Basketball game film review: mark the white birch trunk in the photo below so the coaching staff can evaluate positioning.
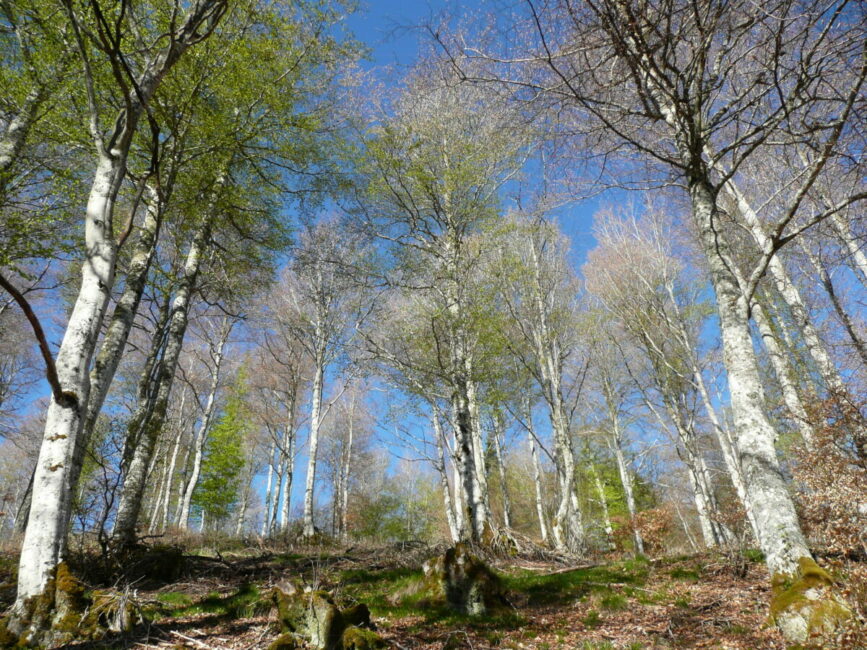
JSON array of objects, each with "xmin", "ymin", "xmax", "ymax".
[
  {"xmin": 492, "ymin": 417, "xmax": 512, "ymax": 530},
  {"xmin": 261, "ymin": 447, "xmax": 275, "ymax": 536},
  {"xmin": 112, "ymin": 219, "xmax": 216, "ymax": 544},
  {"xmin": 830, "ymin": 212, "xmax": 867, "ymax": 287},
  {"xmin": 527, "ymin": 425, "xmax": 549, "ymax": 545},
  {"xmin": 612, "ymin": 442, "xmax": 643, "ymax": 555},
  {"xmin": 302, "ymin": 354, "xmax": 324, "ymax": 538},
  {"xmin": 751, "ymin": 300, "xmax": 817, "ymax": 447},
  {"xmin": 690, "ymin": 179, "xmax": 812, "ymax": 575},
  {"xmin": 339, "ymin": 407, "xmax": 354, "ymax": 541},
  {"xmin": 724, "ymin": 182, "xmax": 847, "ymax": 395},
  {"xmin": 590, "ymin": 464, "xmax": 614, "ymax": 548},
  {"xmin": 433, "ymin": 413, "xmax": 460, "ymax": 542},
  {"xmin": 15, "ymin": 153, "xmax": 123, "ymax": 610},
  {"xmin": 279, "ymin": 427, "xmax": 295, "ymax": 532},
  {"xmin": 177, "ymin": 329, "xmax": 227, "ymax": 529}
]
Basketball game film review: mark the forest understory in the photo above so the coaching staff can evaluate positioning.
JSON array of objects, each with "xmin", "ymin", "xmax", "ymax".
[{"xmin": 4, "ymin": 539, "xmax": 859, "ymax": 650}]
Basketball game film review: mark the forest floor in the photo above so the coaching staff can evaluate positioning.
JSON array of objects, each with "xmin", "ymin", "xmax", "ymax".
[{"xmin": 0, "ymin": 543, "xmax": 792, "ymax": 649}]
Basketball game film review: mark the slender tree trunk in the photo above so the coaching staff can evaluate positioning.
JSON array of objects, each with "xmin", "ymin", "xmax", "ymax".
[
  {"xmin": 159, "ymin": 420, "xmax": 184, "ymax": 532},
  {"xmin": 610, "ymin": 433, "xmax": 644, "ymax": 555},
  {"xmin": 112, "ymin": 219, "xmax": 216, "ymax": 545},
  {"xmin": 725, "ymin": 183, "xmax": 848, "ymax": 395},
  {"xmin": 529, "ymin": 239, "xmax": 584, "ymax": 553},
  {"xmin": 13, "ymin": 469, "xmax": 34, "ymax": 536},
  {"xmin": 80, "ymin": 185, "xmax": 162, "ymax": 454},
  {"xmin": 590, "ymin": 463, "xmax": 614, "ymax": 549},
  {"xmin": 339, "ymin": 408, "xmax": 354, "ymax": 541},
  {"xmin": 751, "ymin": 299, "xmax": 817, "ymax": 447},
  {"xmin": 279, "ymin": 426, "xmax": 295, "ymax": 532},
  {"xmin": 261, "ymin": 446, "xmax": 275, "ymax": 536},
  {"xmin": 177, "ymin": 326, "xmax": 228, "ymax": 529},
  {"xmin": 302, "ymin": 354, "xmax": 325, "ymax": 538},
  {"xmin": 804, "ymin": 248, "xmax": 867, "ymax": 369},
  {"xmin": 466, "ymin": 376, "xmax": 492, "ymax": 533},
  {"xmin": 433, "ymin": 412, "xmax": 460, "ymax": 542},
  {"xmin": 690, "ymin": 363, "xmax": 758, "ymax": 539},
  {"xmin": 830, "ymin": 212, "xmax": 867, "ymax": 287},
  {"xmin": 235, "ymin": 466, "xmax": 252, "ymax": 537},
  {"xmin": 526, "ymin": 421, "xmax": 549, "ymax": 545},
  {"xmin": 172, "ymin": 442, "xmax": 191, "ymax": 527},
  {"xmin": 492, "ymin": 415, "xmax": 512, "ymax": 529}
]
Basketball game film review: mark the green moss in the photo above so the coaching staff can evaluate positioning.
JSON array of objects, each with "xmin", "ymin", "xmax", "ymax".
[
  {"xmin": 0, "ymin": 616, "xmax": 22, "ymax": 648},
  {"xmin": 340, "ymin": 625, "xmax": 386, "ymax": 649},
  {"xmin": 267, "ymin": 632, "xmax": 302, "ymax": 649},
  {"xmin": 770, "ymin": 556, "xmax": 851, "ymax": 641}
]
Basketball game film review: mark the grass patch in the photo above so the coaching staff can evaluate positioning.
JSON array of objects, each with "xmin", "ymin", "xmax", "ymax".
[
  {"xmin": 599, "ymin": 593, "xmax": 628, "ymax": 611},
  {"xmin": 582, "ymin": 609, "xmax": 603, "ymax": 628},
  {"xmin": 673, "ymin": 594, "xmax": 692, "ymax": 608},
  {"xmin": 669, "ymin": 567, "xmax": 701, "ymax": 581},
  {"xmin": 157, "ymin": 583, "xmax": 269, "ymax": 619},
  {"xmin": 503, "ymin": 559, "xmax": 649, "ymax": 607},
  {"xmin": 156, "ymin": 591, "xmax": 193, "ymax": 608}
]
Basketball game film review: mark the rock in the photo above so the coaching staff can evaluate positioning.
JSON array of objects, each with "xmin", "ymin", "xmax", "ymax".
[
  {"xmin": 422, "ymin": 543, "xmax": 506, "ymax": 616},
  {"xmin": 342, "ymin": 603, "xmax": 372, "ymax": 628},
  {"xmin": 340, "ymin": 625, "xmax": 387, "ymax": 649},
  {"xmin": 267, "ymin": 632, "xmax": 303, "ymax": 649},
  {"xmin": 305, "ymin": 591, "xmax": 345, "ymax": 650},
  {"xmin": 271, "ymin": 587, "xmax": 380, "ymax": 650},
  {"xmin": 770, "ymin": 557, "xmax": 851, "ymax": 644}
]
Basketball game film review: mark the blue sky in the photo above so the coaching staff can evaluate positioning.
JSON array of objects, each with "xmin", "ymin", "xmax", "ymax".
[{"xmin": 345, "ymin": 0, "xmax": 601, "ymax": 264}]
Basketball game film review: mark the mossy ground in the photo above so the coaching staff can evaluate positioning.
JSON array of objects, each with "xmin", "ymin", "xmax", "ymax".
[{"xmin": 0, "ymin": 546, "xmax": 841, "ymax": 648}]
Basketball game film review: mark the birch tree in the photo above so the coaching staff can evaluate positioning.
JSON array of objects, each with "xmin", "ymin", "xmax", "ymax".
[
  {"xmin": 8, "ymin": 1, "xmax": 226, "ymax": 638},
  {"xmin": 355, "ymin": 60, "xmax": 532, "ymax": 543},
  {"xmin": 490, "ymin": 215, "xmax": 588, "ymax": 553},
  {"xmin": 274, "ymin": 221, "xmax": 367, "ymax": 538}
]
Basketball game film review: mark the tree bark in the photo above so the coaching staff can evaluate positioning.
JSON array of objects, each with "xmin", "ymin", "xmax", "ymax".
[
  {"xmin": 526, "ymin": 415, "xmax": 549, "ymax": 545},
  {"xmin": 112, "ymin": 217, "xmax": 215, "ymax": 545},
  {"xmin": 302, "ymin": 353, "xmax": 325, "ymax": 538},
  {"xmin": 690, "ymin": 178, "xmax": 812, "ymax": 575},
  {"xmin": 491, "ymin": 414, "xmax": 512, "ymax": 530}
]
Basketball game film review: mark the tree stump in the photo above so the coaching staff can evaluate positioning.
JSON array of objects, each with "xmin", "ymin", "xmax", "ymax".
[
  {"xmin": 422, "ymin": 543, "xmax": 506, "ymax": 616},
  {"xmin": 271, "ymin": 586, "xmax": 384, "ymax": 650}
]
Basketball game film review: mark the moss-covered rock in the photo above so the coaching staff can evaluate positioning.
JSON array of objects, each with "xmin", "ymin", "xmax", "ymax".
[
  {"xmin": 341, "ymin": 603, "xmax": 372, "ymax": 628},
  {"xmin": 770, "ymin": 556, "xmax": 852, "ymax": 643},
  {"xmin": 271, "ymin": 586, "xmax": 381, "ymax": 650},
  {"xmin": 306, "ymin": 591, "xmax": 345, "ymax": 650},
  {"xmin": 267, "ymin": 632, "xmax": 303, "ymax": 649},
  {"xmin": 340, "ymin": 625, "xmax": 386, "ymax": 649},
  {"xmin": 422, "ymin": 543, "xmax": 506, "ymax": 616}
]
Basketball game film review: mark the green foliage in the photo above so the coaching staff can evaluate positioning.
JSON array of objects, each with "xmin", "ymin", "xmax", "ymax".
[
  {"xmin": 350, "ymin": 471, "xmax": 442, "ymax": 542},
  {"xmin": 193, "ymin": 377, "xmax": 252, "ymax": 526}
]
